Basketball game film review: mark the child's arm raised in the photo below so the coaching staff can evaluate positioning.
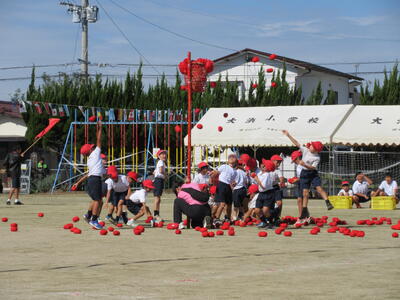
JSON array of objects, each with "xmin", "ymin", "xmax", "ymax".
[
  {"xmin": 282, "ymin": 130, "xmax": 301, "ymax": 148},
  {"xmin": 96, "ymin": 120, "xmax": 102, "ymax": 148},
  {"xmin": 364, "ymin": 175, "xmax": 373, "ymax": 185}
]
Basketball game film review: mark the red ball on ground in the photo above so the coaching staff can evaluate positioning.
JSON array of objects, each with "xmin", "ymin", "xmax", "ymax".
[
  {"xmin": 199, "ymin": 227, "xmax": 208, "ymax": 233},
  {"xmin": 275, "ymin": 228, "xmax": 283, "ymax": 235},
  {"xmin": 208, "ymin": 232, "xmax": 215, "ymax": 237},
  {"xmin": 10, "ymin": 223, "xmax": 17, "ymax": 227},
  {"xmin": 136, "ymin": 225, "xmax": 145, "ymax": 233},
  {"xmin": 117, "ymin": 223, "xmax": 123, "ymax": 228},
  {"xmin": 392, "ymin": 232, "xmax": 399, "ymax": 238},
  {"xmin": 258, "ymin": 231, "xmax": 268, "ymax": 237},
  {"xmin": 37, "ymin": 212, "xmax": 44, "ymax": 217},
  {"xmin": 133, "ymin": 229, "xmax": 141, "ymax": 235},
  {"xmin": 228, "ymin": 230, "xmax": 235, "ymax": 236},
  {"xmin": 64, "ymin": 223, "xmax": 73, "ymax": 229},
  {"xmin": 108, "ymin": 226, "xmax": 114, "ymax": 232},
  {"xmin": 195, "ymin": 226, "xmax": 201, "ymax": 231},
  {"xmin": 175, "ymin": 229, "xmax": 182, "ymax": 234},
  {"xmin": 216, "ymin": 230, "xmax": 224, "ymax": 236},
  {"xmin": 113, "ymin": 230, "xmax": 120, "ymax": 236},
  {"xmin": 310, "ymin": 229, "xmax": 318, "ymax": 235},
  {"xmin": 99, "ymin": 229, "xmax": 108, "ymax": 235},
  {"xmin": 99, "ymin": 221, "xmax": 105, "ymax": 227},
  {"xmin": 202, "ymin": 231, "xmax": 209, "ymax": 237},
  {"xmin": 72, "ymin": 216, "xmax": 80, "ymax": 222},
  {"xmin": 10, "ymin": 227, "xmax": 18, "ymax": 232},
  {"xmin": 74, "ymin": 228, "xmax": 82, "ymax": 234},
  {"xmin": 2, "ymin": 217, "xmax": 8, "ymax": 222},
  {"xmin": 284, "ymin": 231, "xmax": 292, "ymax": 237},
  {"xmin": 357, "ymin": 231, "xmax": 365, "ymax": 237}
]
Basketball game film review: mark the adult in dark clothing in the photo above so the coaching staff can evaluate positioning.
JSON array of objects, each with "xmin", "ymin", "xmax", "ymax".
[
  {"xmin": 173, "ymin": 181, "xmax": 212, "ymax": 229},
  {"xmin": 3, "ymin": 147, "xmax": 24, "ymax": 205}
]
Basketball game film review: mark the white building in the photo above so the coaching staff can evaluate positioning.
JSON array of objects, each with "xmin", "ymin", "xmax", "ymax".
[{"xmin": 209, "ymin": 48, "xmax": 363, "ymax": 104}]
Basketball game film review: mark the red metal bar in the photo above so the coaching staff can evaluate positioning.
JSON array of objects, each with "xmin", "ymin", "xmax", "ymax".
[{"xmin": 187, "ymin": 51, "xmax": 192, "ymax": 182}]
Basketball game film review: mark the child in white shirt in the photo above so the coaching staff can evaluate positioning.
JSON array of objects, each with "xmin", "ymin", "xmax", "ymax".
[
  {"xmin": 372, "ymin": 173, "xmax": 399, "ymax": 203},
  {"xmin": 153, "ymin": 149, "xmax": 167, "ymax": 222},
  {"xmin": 126, "ymin": 179, "xmax": 155, "ymax": 228},
  {"xmin": 338, "ymin": 181, "xmax": 354, "ymax": 196},
  {"xmin": 193, "ymin": 162, "xmax": 210, "ymax": 184}
]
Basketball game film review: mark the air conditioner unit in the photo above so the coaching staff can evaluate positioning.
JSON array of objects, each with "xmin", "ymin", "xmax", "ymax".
[{"xmin": 86, "ymin": 6, "xmax": 99, "ymax": 23}]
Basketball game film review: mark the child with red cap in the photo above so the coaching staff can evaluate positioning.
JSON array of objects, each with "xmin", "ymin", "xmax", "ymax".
[
  {"xmin": 126, "ymin": 179, "xmax": 155, "ymax": 228},
  {"xmin": 253, "ymin": 159, "xmax": 276, "ymax": 228},
  {"xmin": 242, "ymin": 184, "xmax": 259, "ymax": 221},
  {"xmin": 193, "ymin": 162, "xmax": 211, "ymax": 185},
  {"xmin": 80, "ymin": 121, "xmax": 104, "ymax": 229},
  {"xmin": 338, "ymin": 181, "xmax": 354, "ymax": 197},
  {"xmin": 270, "ymin": 154, "xmax": 285, "ymax": 225},
  {"xmin": 233, "ymin": 160, "xmax": 248, "ymax": 221},
  {"xmin": 290, "ymin": 150, "xmax": 304, "ymax": 218},
  {"xmin": 283, "ymin": 130, "xmax": 333, "ymax": 224},
  {"xmin": 153, "ymin": 149, "xmax": 167, "ymax": 222},
  {"xmin": 210, "ymin": 154, "xmax": 238, "ymax": 226}
]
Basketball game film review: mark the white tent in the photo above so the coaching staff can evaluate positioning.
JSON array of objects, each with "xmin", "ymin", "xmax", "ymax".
[
  {"xmin": 332, "ymin": 105, "xmax": 400, "ymax": 146},
  {"xmin": 0, "ymin": 116, "xmax": 27, "ymax": 141},
  {"xmin": 187, "ymin": 105, "xmax": 353, "ymax": 147}
]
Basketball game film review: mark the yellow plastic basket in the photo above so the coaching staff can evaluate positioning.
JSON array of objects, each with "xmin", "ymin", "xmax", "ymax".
[
  {"xmin": 371, "ymin": 196, "xmax": 396, "ymax": 210},
  {"xmin": 329, "ymin": 196, "xmax": 352, "ymax": 209}
]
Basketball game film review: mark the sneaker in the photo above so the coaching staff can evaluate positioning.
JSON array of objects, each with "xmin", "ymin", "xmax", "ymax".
[
  {"xmin": 154, "ymin": 215, "xmax": 164, "ymax": 223},
  {"xmin": 83, "ymin": 214, "xmax": 90, "ymax": 223},
  {"xmin": 325, "ymin": 200, "xmax": 334, "ymax": 210},
  {"xmin": 118, "ymin": 217, "xmax": 124, "ymax": 225},
  {"xmin": 213, "ymin": 219, "xmax": 222, "ymax": 228},
  {"xmin": 267, "ymin": 222, "xmax": 274, "ymax": 229},
  {"xmin": 14, "ymin": 200, "xmax": 24, "ymax": 205},
  {"xmin": 127, "ymin": 219, "xmax": 138, "ymax": 228},
  {"xmin": 89, "ymin": 220, "xmax": 103, "ymax": 230},
  {"xmin": 203, "ymin": 216, "xmax": 212, "ymax": 229},
  {"xmin": 257, "ymin": 222, "xmax": 267, "ymax": 228},
  {"xmin": 178, "ymin": 222, "xmax": 185, "ymax": 230},
  {"xmin": 6, "ymin": 199, "xmax": 11, "ymax": 205},
  {"xmin": 105, "ymin": 215, "xmax": 113, "ymax": 222},
  {"xmin": 150, "ymin": 220, "xmax": 155, "ymax": 227},
  {"xmin": 295, "ymin": 218, "xmax": 304, "ymax": 225}
]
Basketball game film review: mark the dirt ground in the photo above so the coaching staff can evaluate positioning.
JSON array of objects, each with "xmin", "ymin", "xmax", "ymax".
[{"xmin": 0, "ymin": 192, "xmax": 399, "ymax": 300}]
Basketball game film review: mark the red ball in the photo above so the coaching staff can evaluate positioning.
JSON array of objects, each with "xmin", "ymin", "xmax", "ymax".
[
  {"xmin": 269, "ymin": 53, "xmax": 277, "ymax": 60},
  {"xmin": 284, "ymin": 231, "xmax": 292, "ymax": 237},
  {"xmin": 175, "ymin": 229, "xmax": 182, "ymax": 235},
  {"xmin": 271, "ymin": 82, "xmax": 277, "ymax": 88},
  {"xmin": 99, "ymin": 221, "xmax": 105, "ymax": 227},
  {"xmin": 258, "ymin": 231, "xmax": 268, "ymax": 237},
  {"xmin": 199, "ymin": 227, "xmax": 208, "ymax": 233},
  {"xmin": 327, "ymin": 228, "xmax": 337, "ymax": 233},
  {"xmin": 113, "ymin": 230, "xmax": 120, "ymax": 236},
  {"xmin": 72, "ymin": 216, "xmax": 80, "ymax": 222},
  {"xmin": 316, "ymin": 223, "xmax": 324, "ymax": 227},
  {"xmin": 175, "ymin": 125, "xmax": 182, "ymax": 133},
  {"xmin": 74, "ymin": 228, "xmax": 82, "ymax": 234},
  {"xmin": 117, "ymin": 223, "xmax": 123, "ymax": 228},
  {"xmin": 99, "ymin": 229, "xmax": 108, "ymax": 235},
  {"xmin": 252, "ymin": 83, "xmax": 258, "ymax": 89},
  {"xmin": 275, "ymin": 228, "xmax": 283, "ymax": 235},
  {"xmin": 1, "ymin": 217, "xmax": 8, "ymax": 222},
  {"xmin": 196, "ymin": 124, "xmax": 203, "ymax": 129},
  {"xmin": 133, "ymin": 229, "xmax": 141, "ymax": 235},
  {"xmin": 195, "ymin": 226, "xmax": 201, "ymax": 231},
  {"xmin": 202, "ymin": 231, "xmax": 209, "ymax": 237},
  {"xmin": 266, "ymin": 68, "xmax": 274, "ymax": 73},
  {"xmin": 216, "ymin": 230, "xmax": 224, "ymax": 236},
  {"xmin": 136, "ymin": 225, "xmax": 145, "ymax": 233},
  {"xmin": 37, "ymin": 212, "xmax": 44, "ymax": 217},
  {"xmin": 108, "ymin": 226, "xmax": 114, "ymax": 232},
  {"xmin": 10, "ymin": 223, "xmax": 17, "ymax": 228},
  {"xmin": 392, "ymin": 232, "xmax": 399, "ymax": 238},
  {"xmin": 357, "ymin": 231, "xmax": 365, "ymax": 237},
  {"xmin": 250, "ymin": 172, "xmax": 257, "ymax": 178},
  {"xmin": 310, "ymin": 229, "xmax": 318, "ymax": 235},
  {"xmin": 228, "ymin": 230, "xmax": 235, "ymax": 236},
  {"xmin": 210, "ymin": 81, "xmax": 217, "ymax": 88},
  {"xmin": 208, "ymin": 232, "xmax": 215, "ymax": 237},
  {"xmin": 194, "ymin": 108, "xmax": 201, "ymax": 114},
  {"xmin": 64, "ymin": 223, "xmax": 73, "ymax": 230},
  {"xmin": 10, "ymin": 227, "xmax": 18, "ymax": 232},
  {"xmin": 218, "ymin": 126, "xmax": 223, "ymax": 132},
  {"xmin": 295, "ymin": 223, "xmax": 302, "ymax": 228},
  {"xmin": 223, "ymin": 113, "xmax": 228, "ymax": 118}
]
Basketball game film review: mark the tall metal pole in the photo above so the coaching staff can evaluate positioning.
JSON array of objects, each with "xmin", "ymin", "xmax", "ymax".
[
  {"xmin": 81, "ymin": 0, "xmax": 89, "ymax": 78},
  {"xmin": 186, "ymin": 51, "xmax": 192, "ymax": 182}
]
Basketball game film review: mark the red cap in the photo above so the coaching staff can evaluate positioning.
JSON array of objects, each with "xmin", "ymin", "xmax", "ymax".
[
  {"xmin": 261, "ymin": 159, "xmax": 276, "ymax": 172},
  {"xmin": 198, "ymin": 184, "xmax": 208, "ymax": 191},
  {"xmin": 271, "ymin": 154, "xmax": 283, "ymax": 161},
  {"xmin": 107, "ymin": 165, "xmax": 118, "ymax": 175},
  {"xmin": 291, "ymin": 150, "xmax": 302, "ymax": 162},
  {"xmin": 311, "ymin": 141, "xmax": 324, "ymax": 153},
  {"xmin": 127, "ymin": 171, "xmax": 138, "ymax": 182},
  {"xmin": 240, "ymin": 154, "xmax": 251, "ymax": 164},
  {"xmin": 100, "ymin": 153, "xmax": 107, "ymax": 159},
  {"xmin": 237, "ymin": 159, "xmax": 244, "ymax": 165},
  {"xmin": 198, "ymin": 162, "xmax": 208, "ymax": 169},
  {"xmin": 341, "ymin": 181, "xmax": 349, "ymax": 186},
  {"xmin": 80, "ymin": 144, "xmax": 95, "ymax": 156},
  {"xmin": 248, "ymin": 184, "xmax": 259, "ymax": 195},
  {"xmin": 246, "ymin": 158, "xmax": 257, "ymax": 169},
  {"xmin": 156, "ymin": 149, "xmax": 167, "ymax": 157},
  {"xmin": 209, "ymin": 185, "xmax": 217, "ymax": 195},
  {"xmin": 288, "ymin": 177, "xmax": 298, "ymax": 184},
  {"xmin": 110, "ymin": 172, "xmax": 118, "ymax": 179},
  {"xmin": 142, "ymin": 179, "xmax": 155, "ymax": 189}
]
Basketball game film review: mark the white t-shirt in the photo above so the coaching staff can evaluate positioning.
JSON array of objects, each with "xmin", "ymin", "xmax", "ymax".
[
  {"xmin": 218, "ymin": 164, "xmax": 237, "ymax": 185},
  {"xmin": 106, "ymin": 175, "xmax": 129, "ymax": 193},
  {"xmin": 88, "ymin": 147, "xmax": 103, "ymax": 176},
  {"xmin": 248, "ymin": 193, "xmax": 258, "ymax": 209},
  {"xmin": 234, "ymin": 169, "xmax": 248, "ymax": 190},
  {"xmin": 272, "ymin": 168, "xmax": 283, "ymax": 185},
  {"xmin": 258, "ymin": 172, "xmax": 274, "ymax": 192},
  {"xmin": 193, "ymin": 173, "xmax": 210, "ymax": 184},
  {"xmin": 154, "ymin": 160, "xmax": 166, "ymax": 179},
  {"xmin": 129, "ymin": 188, "xmax": 147, "ymax": 204},
  {"xmin": 352, "ymin": 180, "xmax": 370, "ymax": 195},
  {"xmin": 299, "ymin": 146, "xmax": 320, "ymax": 171},
  {"xmin": 338, "ymin": 189, "xmax": 354, "ymax": 196},
  {"xmin": 379, "ymin": 180, "xmax": 398, "ymax": 196},
  {"xmin": 296, "ymin": 165, "xmax": 303, "ymax": 177}
]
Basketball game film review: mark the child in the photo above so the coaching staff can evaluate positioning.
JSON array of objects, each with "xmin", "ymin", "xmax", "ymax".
[
  {"xmin": 290, "ymin": 150, "xmax": 303, "ymax": 220},
  {"xmin": 270, "ymin": 154, "xmax": 285, "ymax": 225},
  {"xmin": 232, "ymin": 160, "xmax": 248, "ymax": 221},
  {"xmin": 338, "ymin": 181, "xmax": 354, "ymax": 196},
  {"xmin": 372, "ymin": 173, "xmax": 398, "ymax": 203},
  {"xmin": 153, "ymin": 149, "xmax": 167, "ymax": 222},
  {"xmin": 105, "ymin": 169, "xmax": 130, "ymax": 225},
  {"xmin": 193, "ymin": 162, "xmax": 210, "ymax": 184},
  {"xmin": 211, "ymin": 154, "xmax": 237, "ymax": 226},
  {"xmin": 352, "ymin": 172, "xmax": 373, "ymax": 208},
  {"xmin": 254, "ymin": 159, "xmax": 276, "ymax": 228},
  {"xmin": 80, "ymin": 121, "xmax": 104, "ymax": 229},
  {"xmin": 208, "ymin": 185, "xmax": 218, "ymax": 218},
  {"xmin": 242, "ymin": 184, "xmax": 259, "ymax": 222},
  {"xmin": 282, "ymin": 130, "xmax": 333, "ymax": 224},
  {"xmin": 126, "ymin": 179, "xmax": 155, "ymax": 228}
]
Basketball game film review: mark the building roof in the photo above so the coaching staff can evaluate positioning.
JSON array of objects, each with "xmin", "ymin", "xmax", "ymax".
[
  {"xmin": 0, "ymin": 100, "xmax": 22, "ymax": 119},
  {"xmin": 213, "ymin": 48, "xmax": 363, "ymax": 81}
]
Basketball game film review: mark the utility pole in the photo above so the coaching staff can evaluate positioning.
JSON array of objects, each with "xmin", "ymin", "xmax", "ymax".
[{"xmin": 60, "ymin": 1, "xmax": 99, "ymax": 79}]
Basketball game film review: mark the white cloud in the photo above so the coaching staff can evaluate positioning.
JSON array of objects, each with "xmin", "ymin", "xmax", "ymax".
[
  {"xmin": 340, "ymin": 16, "xmax": 386, "ymax": 26},
  {"xmin": 258, "ymin": 20, "xmax": 321, "ymax": 37}
]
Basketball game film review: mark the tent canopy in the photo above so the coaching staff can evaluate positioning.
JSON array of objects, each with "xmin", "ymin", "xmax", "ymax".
[
  {"xmin": 187, "ymin": 105, "xmax": 353, "ymax": 147},
  {"xmin": 0, "ymin": 116, "xmax": 27, "ymax": 142},
  {"xmin": 332, "ymin": 105, "xmax": 400, "ymax": 146}
]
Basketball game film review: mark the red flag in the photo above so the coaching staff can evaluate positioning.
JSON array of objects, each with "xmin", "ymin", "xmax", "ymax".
[{"xmin": 35, "ymin": 118, "xmax": 61, "ymax": 139}]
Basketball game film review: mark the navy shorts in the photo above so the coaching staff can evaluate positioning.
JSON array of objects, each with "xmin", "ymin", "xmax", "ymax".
[
  {"xmin": 215, "ymin": 181, "xmax": 233, "ymax": 204},
  {"xmin": 233, "ymin": 187, "xmax": 247, "ymax": 208},
  {"xmin": 153, "ymin": 177, "xmax": 164, "ymax": 197},
  {"xmin": 11, "ymin": 174, "xmax": 21, "ymax": 189},
  {"xmin": 101, "ymin": 182, "xmax": 107, "ymax": 198},
  {"xmin": 295, "ymin": 183, "xmax": 303, "ymax": 198},
  {"xmin": 87, "ymin": 176, "xmax": 102, "ymax": 201},
  {"xmin": 256, "ymin": 190, "xmax": 275, "ymax": 209},
  {"xmin": 273, "ymin": 185, "xmax": 283, "ymax": 201},
  {"xmin": 355, "ymin": 191, "xmax": 371, "ymax": 203},
  {"xmin": 126, "ymin": 201, "xmax": 143, "ymax": 215},
  {"xmin": 112, "ymin": 190, "xmax": 128, "ymax": 206},
  {"xmin": 300, "ymin": 170, "xmax": 322, "ymax": 190}
]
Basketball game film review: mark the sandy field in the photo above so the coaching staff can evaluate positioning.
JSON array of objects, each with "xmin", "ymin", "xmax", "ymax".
[{"xmin": 0, "ymin": 192, "xmax": 399, "ymax": 300}]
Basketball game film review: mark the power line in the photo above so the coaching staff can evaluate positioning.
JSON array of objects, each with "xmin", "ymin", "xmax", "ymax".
[{"xmin": 107, "ymin": 0, "xmax": 238, "ymax": 52}]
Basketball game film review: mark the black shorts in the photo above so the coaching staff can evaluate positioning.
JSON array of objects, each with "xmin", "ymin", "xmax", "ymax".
[
  {"xmin": 300, "ymin": 170, "xmax": 322, "ymax": 190},
  {"xmin": 273, "ymin": 185, "xmax": 283, "ymax": 201},
  {"xmin": 153, "ymin": 177, "xmax": 164, "ymax": 197},
  {"xmin": 126, "ymin": 201, "xmax": 143, "ymax": 215},
  {"xmin": 233, "ymin": 187, "xmax": 247, "ymax": 208},
  {"xmin": 355, "ymin": 192, "xmax": 371, "ymax": 203},
  {"xmin": 101, "ymin": 182, "xmax": 108, "ymax": 198},
  {"xmin": 87, "ymin": 176, "xmax": 102, "ymax": 201},
  {"xmin": 11, "ymin": 174, "xmax": 21, "ymax": 189},
  {"xmin": 256, "ymin": 190, "xmax": 275, "ymax": 209},
  {"xmin": 215, "ymin": 181, "xmax": 233, "ymax": 204},
  {"xmin": 112, "ymin": 190, "xmax": 128, "ymax": 206}
]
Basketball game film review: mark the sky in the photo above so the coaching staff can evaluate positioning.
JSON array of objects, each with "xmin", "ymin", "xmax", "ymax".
[{"xmin": 0, "ymin": 0, "xmax": 399, "ymax": 101}]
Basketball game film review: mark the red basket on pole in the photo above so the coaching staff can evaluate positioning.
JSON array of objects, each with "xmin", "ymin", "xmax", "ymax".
[{"xmin": 185, "ymin": 62, "xmax": 207, "ymax": 92}]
